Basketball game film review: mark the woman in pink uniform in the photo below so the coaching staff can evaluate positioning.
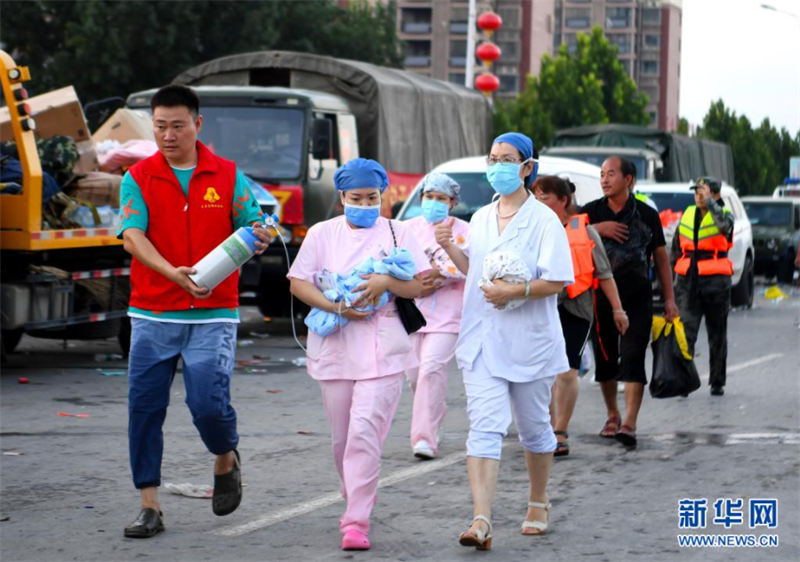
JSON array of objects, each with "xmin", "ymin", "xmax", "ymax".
[
  {"xmin": 404, "ymin": 172, "xmax": 469, "ymax": 460},
  {"xmin": 287, "ymin": 158, "xmax": 430, "ymax": 551}
]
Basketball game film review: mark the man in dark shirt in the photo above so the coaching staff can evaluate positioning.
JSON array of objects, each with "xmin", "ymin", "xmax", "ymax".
[{"xmin": 582, "ymin": 156, "xmax": 679, "ymax": 450}]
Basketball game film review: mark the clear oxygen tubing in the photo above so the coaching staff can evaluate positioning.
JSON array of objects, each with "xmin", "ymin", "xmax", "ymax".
[{"xmin": 262, "ymin": 214, "xmax": 307, "ymax": 353}]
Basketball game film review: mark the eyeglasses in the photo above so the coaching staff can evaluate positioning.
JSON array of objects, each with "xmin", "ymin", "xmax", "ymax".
[{"xmin": 486, "ymin": 156, "xmax": 523, "ymax": 165}]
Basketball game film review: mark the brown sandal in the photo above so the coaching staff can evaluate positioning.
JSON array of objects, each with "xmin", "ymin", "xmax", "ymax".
[{"xmin": 599, "ymin": 415, "xmax": 620, "ymax": 438}]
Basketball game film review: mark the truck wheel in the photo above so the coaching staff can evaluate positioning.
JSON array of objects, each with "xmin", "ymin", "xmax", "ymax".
[
  {"xmin": 117, "ymin": 317, "xmax": 131, "ymax": 357},
  {"xmin": 1, "ymin": 328, "xmax": 23, "ymax": 356},
  {"xmin": 731, "ymin": 255, "xmax": 754, "ymax": 309}
]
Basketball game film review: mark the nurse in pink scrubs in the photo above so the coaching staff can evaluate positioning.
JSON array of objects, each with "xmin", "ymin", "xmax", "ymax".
[
  {"xmin": 403, "ymin": 172, "xmax": 469, "ymax": 460},
  {"xmin": 287, "ymin": 158, "xmax": 430, "ymax": 551}
]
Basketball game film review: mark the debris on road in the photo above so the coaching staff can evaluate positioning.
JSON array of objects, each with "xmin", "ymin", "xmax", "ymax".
[
  {"xmin": 764, "ymin": 285, "xmax": 788, "ymax": 301},
  {"xmin": 3, "ymin": 451, "xmax": 23, "ymax": 456},
  {"xmin": 17, "ymin": 377, "xmax": 29, "ymax": 384},
  {"xmin": 297, "ymin": 430, "xmax": 313, "ymax": 435},
  {"xmin": 164, "ymin": 482, "xmax": 213, "ymax": 499},
  {"xmin": 57, "ymin": 412, "xmax": 89, "ymax": 418},
  {"xmin": 237, "ymin": 339, "xmax": 254, "ymax": 347},
  {"xmin": 250, "ymin": 332, "xmax": 270, "ymax": 339},
  {"xmin": 96, "ymin": 369, "xmax": 126, "ymax": 376},
  {"xmin": 266, "ymin": 389, "xmax": 282, "ymax": 394},
  {"xmin": 94, "ymin": 353, "xmax": 123, "ymax": 362},
  {"xmin": 291, "ymin": 357, "xmax": 307, "ymax": 367}
]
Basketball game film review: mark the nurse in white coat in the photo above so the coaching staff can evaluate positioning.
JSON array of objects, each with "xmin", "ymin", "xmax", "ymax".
[{"xmin": 436, "ymin": 132, "xmax": 573, "ymax": 550}]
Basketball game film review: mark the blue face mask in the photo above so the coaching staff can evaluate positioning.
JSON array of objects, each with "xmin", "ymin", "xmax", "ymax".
[
  {"xmin": 344, "ymin": 203, "xmax": 381, "ymax": 228},
  {"xmin": 420, "ymin": 198, "xmax": 450, "ymax": 223},
  {"xmin": 486, "ymin": 161, "xmax": 525, "ymax": 196}
]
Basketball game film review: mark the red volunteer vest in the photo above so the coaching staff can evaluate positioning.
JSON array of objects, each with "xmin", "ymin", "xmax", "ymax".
[
  {"xmin": 566, "ymin": 213, "xmax": 596, "ymax": 299},
  {"xmin": 128, "ymin": 141, "xmax": 239, "ymax": 310}
]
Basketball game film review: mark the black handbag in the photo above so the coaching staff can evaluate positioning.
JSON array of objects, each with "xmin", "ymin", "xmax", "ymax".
[{"xmin": 388, "ymin": 220, "xmax": 427, "ymax": 334}]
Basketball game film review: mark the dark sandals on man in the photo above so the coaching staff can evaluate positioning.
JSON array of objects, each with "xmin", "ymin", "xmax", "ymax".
[
  {"xmin": 599, "ymin": 415, "xmax": 620, "ymax": 438},
  {"xmin": 212, "ymin": 449, "xmax": 242, "ymax": 516},
  {"xmin": 553, "ymin": 431, "xmax": 569, "ymax": 457},
  {"xmin": 123, "ymin": 508, "xmax": 165, "ymax": 538},
  {"xmin": 615, "ymin": 425, "xmax": 637, "ymax": 449}
]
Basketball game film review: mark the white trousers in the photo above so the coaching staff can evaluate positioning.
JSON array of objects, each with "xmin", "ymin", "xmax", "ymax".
[{"xmin": 463, "ymin": 353, "xmax": 556, "ymax": 460}]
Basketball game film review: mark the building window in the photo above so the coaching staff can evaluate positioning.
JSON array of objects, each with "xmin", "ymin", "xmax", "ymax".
[
  {"xmin": 499, "ymin": 74, "xmax": 519, "ymax": 94},
  {"xmin": 620, "ymin": 58, "xmax": 631, "ymax": 75},
  {"xmin": 449, "ymin": 39, "xmax": 467, "ymax": 67},
  {"xmin": 497, "ymin": 41, "xmax": 519, "ymax": 61},
  {"xmin": 644, "ymin": 34, "xmax": 660, "ymax": 49},
  {"xmin": 649, "ymin": 111, "xmax": 657, "ymax": 124},
  {"xmin": 449, "ymin": 73, "xmax": 466, "ymax": 86},
  {"xmin": 400, "ymin": 8, "xmax": 432, "ymax": 34},
  {"xmin": 643, "ymin": 87, "xmax": 659, "ymax": 103},
  {"xmin": 404, "ymin": 40, "xmax": 431, "ymax": 68},
  {"xmin": 607, "ymin": 33, "xmax": 631, "ymax": 54},
  {"xmin": 605, "ymin": 7, "xmax": 631, "ymax": 28},
  {"xmin": 641, "ymin": 60, "xmax": 659, "ymax": 75},
  {"xmin": 642, "ymin": 8, "xmax": 661, "ymax": 25},
  {"xmin": 498, "ymin": 6, "xmax": 521, "ymax": 28},
  {"xmin": 564, "ymin": 7, "xmax": 591, "ymax": 28},
  {"xmin": 564, "ymin": 33, "xmax": 578, "ymax": 54}
]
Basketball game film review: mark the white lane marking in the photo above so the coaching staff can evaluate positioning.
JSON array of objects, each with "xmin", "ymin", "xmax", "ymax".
[
  {"xmin": 699, "ymin": 352, "xmax": 783, "ymax": 382},
  {"xmin": 213, "ymin": 448, "xmax": 471, "ymax": 537}
]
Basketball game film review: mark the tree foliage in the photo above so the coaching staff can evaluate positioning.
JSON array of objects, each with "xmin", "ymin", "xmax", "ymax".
[
  {"xmin": 0, "ymin": 0, "xmax": 401, "ymax": 103},
  {"xmin": 494, "ymin": 27, "xmax": 649, "ymax": 147},
  {"xmin": 698, "ymin": 100, "xmax": 800, "ymax": 195}
]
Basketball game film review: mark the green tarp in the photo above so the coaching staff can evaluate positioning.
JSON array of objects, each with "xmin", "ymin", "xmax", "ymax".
[{"xmin": 552, "ymin": 124, "xmax": 735, "ymax": 185}]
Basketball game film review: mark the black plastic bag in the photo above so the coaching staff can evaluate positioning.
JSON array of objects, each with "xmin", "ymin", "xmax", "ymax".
[
  {"xmin": 650, "ymin": 317, "xmax": 701, "ymax": 398},
  {"xmin": 395, "ymin": 296, "xmax": 426, "ymax": 334}
]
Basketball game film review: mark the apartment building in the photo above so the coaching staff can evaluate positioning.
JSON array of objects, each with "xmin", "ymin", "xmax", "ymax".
[{"xmin": 392, "ymin": 0, "xmax": 681, "ymax": 130}]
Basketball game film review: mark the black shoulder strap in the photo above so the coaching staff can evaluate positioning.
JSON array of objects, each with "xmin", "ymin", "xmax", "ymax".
[{"xmin": 388, "ymin": 219, "xmax": 398, "ymax": 248}]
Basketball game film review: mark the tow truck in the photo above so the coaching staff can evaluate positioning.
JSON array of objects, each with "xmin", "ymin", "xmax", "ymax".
[{"xmin": 1, "ymin": 50, "xmax": 131, "ymax": 358}]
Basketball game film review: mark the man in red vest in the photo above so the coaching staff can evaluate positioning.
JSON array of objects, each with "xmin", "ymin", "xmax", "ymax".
[
  {"xmin": 119, "ymin": 85, "xmax": 273, "ymax": 538},
  {"xmin": 672, "ymin": 176, "xmax": 734, "ymax": 396}
]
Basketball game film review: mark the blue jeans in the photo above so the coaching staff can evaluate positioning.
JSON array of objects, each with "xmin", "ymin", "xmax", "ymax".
[{"xmin": 128, "ymin": 319, "xmax": 238, "ymax": 489}]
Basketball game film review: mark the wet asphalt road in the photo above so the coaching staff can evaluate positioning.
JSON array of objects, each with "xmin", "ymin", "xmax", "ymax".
[{"xmin": 1, "ymin": 284, "xmax": 799, "ymax": 562}]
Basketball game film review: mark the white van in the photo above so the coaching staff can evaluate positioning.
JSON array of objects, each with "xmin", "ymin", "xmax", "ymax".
[
  {"xmin": 396, "ymin": 155, "xmax": 603, "ymax": 222},
  {"xmin": 637, "ymin": 183, "xmax": 755, "ymax": 308}
]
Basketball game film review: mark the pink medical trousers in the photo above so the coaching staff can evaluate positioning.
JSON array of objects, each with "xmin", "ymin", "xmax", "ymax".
[
  {"xmin": 319, "ymin": 372, "xmax": 404, "ymax": 535},
  {"xmin": 405, "ymin": 332, "xmax": 458, "ymax": 452}
]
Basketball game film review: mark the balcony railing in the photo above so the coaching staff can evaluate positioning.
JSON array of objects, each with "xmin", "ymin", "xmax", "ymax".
[
  {"xmin": 404, "ymin": 55, "xmax": 431, "ymax": 67},
  {"xmin": 402, "ymin": 22, "xmax": 432, "ymax": 34}
]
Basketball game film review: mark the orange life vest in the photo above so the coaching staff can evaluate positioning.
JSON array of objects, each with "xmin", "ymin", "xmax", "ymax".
[
  {"xmin": 566, "ymin": 213, "xmax": 596, "ymax": 299},
  {"xmin": 674, "ymin": 205, "xmax": 733, "ymax": 276}
]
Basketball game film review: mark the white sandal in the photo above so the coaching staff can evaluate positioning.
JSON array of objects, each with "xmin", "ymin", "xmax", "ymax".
[
  {"xmin": 521, "ymin": 501, "xmax": 551, "ymax": 535},
  {"xmin": 459, "ymin": 514, "xmax": 493, "ymax": 550}
]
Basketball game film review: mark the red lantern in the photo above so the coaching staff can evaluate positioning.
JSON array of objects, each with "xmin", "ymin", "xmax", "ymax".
[
  {"xmin": 477, "ymin": 12, "xmax": 503, "ymax": 37},
  {"xmin": 475, "ymin": 73, "xmax": 500, "ymax": 96},
  {"xmin": 476, "ymin": 42, "xmax": 502, "ymax": 67}
]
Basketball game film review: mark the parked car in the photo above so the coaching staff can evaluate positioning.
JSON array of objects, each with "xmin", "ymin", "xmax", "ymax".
[
  {"xmin": 741, "ymin": 196, "xmax": 800, "ymax": 283},
  {"xmin": 637, "ymin": 183, "xmax": 755, "ymax": 308},
  {"xmin": 396, "ymin": 155, "xmax": 603, "ymax": 223}
]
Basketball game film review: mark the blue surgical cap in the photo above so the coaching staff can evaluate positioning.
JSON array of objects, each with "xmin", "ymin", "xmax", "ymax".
[
  {"xmin": 334, "ymin": 158, "xmax": 390, "ymax": 193},
  {"xmin": 492, "ymin": 132, "xmax": 538, "ymax": 186},
  {"xmin": 420, "ymin": 172, "xmax": 461, "ymax": 204}
]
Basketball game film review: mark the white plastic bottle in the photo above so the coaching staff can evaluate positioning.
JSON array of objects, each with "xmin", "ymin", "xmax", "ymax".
[{"xmin": 189, "ymin": 226, "xmax": 261, "ymax": 290}]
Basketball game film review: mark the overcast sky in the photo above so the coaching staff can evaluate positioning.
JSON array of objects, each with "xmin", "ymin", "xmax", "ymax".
[{"xmin": 680, "ymin": 0, "xmax": 800, "ymax": 134}]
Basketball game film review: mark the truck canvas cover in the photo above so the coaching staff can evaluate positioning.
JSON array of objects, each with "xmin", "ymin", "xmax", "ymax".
[
  {"xmin": 173, "ymin": 51, "xmax": 492, "ymax": 174},
  {"xmin": 551, "ymin": 124, "xmax": 735, "ymax": 185}
]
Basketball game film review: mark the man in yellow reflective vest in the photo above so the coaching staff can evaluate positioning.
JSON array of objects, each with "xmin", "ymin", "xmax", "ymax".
[{"xmin": 672, "ymin": 176, "xmax": 734, "ymax": 396}]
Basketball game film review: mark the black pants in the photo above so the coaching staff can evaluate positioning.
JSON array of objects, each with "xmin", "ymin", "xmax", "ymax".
[
  {"xmin": 675, "ymin": 275, "xmax": 731, "ymax": 388},
  {"xmin": 592, "ymin": 284, "xmax": 653, "ymax": 384}
]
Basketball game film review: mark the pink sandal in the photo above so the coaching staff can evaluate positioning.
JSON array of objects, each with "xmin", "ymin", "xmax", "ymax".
[{"xmin": 342, "ymin": 529, "xmax": 370, "ymax": 551}]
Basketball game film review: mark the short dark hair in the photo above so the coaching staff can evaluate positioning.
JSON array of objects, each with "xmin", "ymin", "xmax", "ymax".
[
  {"xmin": 606, "ymin": 156, "xmax": 637, "ymax": 188},
  {"xmin": 150, "ymin": 85, "xmax": 199, "ymax": 115}
]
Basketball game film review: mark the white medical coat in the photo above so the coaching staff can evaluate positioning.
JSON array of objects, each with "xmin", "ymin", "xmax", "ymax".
[{"xmin": 456, "ymin": 196, "xmax": 574, "ymax": 382}]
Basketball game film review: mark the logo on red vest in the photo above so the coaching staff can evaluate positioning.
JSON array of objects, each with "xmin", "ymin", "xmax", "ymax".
[{"xmin": 202, "ymin": 187, "xmax": 224, "ymax": 209}]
